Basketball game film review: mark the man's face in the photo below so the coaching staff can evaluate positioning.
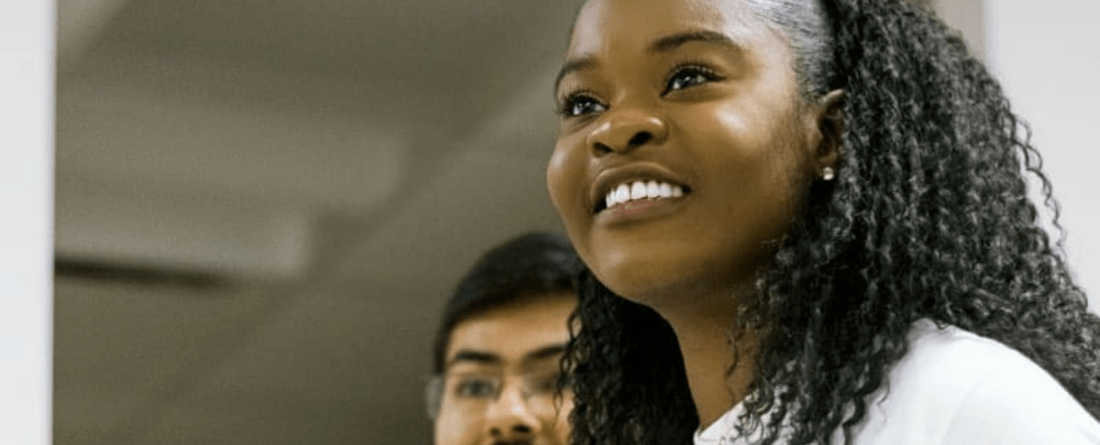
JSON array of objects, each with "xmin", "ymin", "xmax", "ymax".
[{"xmin": 433, "ymin": 292, "xmax": 575, "ymax": 445}]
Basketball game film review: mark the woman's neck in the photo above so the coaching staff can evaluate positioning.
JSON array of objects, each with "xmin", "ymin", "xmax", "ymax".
[{"xmin": 656, "ymin": 289, "xmax": 759, "ymax": 430}]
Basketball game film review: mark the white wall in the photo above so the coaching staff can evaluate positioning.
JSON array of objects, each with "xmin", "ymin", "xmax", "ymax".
[
  {"xmin": 983, "ymin": 1, "xmax": 1100, "ymax": 312},
  {"xmin": 0, "ymin": 1, "xmax": 54, "ymax": 444}
]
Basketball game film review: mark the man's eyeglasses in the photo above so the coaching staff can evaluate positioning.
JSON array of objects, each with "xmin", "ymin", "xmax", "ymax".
[{"xmin": 425, "ymin": 369, "xmax": 572, "ymax": 419}]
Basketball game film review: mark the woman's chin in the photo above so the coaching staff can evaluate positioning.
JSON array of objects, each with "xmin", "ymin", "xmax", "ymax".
[
  {"xmin": 589, "ymin": 255, "xmax": 696, "ymax": 307},
  {"xmin": 586, "ymin": 243, "xmax": 760, "ymax": 312}
]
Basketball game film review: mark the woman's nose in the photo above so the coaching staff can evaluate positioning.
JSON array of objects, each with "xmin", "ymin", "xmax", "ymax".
[{"xmin": 585, "ymin": 107, "xmax": 668, "ymax": 156}]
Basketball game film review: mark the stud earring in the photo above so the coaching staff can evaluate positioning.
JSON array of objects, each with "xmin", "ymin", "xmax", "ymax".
[{"xmin": 822, "ymin": 167, "xmax": 835, "ymax": 181}]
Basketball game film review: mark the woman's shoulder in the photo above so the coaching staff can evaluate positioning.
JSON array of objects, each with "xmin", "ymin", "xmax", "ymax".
[
  {"xmin": 896, "ymin": 319, "xmax": 1037, "ymax": 388},
  {"xmin": 850, "ymin": 319, "xmax": 1100, "ymax": 444}
]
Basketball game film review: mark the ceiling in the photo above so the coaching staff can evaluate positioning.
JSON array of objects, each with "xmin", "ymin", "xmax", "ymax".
[{"xmin": 55, "ymin": 1, "xmax": 580, "ymax": 443}]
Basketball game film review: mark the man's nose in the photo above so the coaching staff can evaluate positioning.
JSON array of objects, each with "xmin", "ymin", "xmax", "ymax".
[{"xmin": 483, "ymin": 381, "xmax": 541, "ymax": 442}]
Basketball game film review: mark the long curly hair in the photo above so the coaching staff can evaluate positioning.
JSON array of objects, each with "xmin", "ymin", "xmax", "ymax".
[{"xmin": 563, "ymin": 1, "xmax": 1100, "ymax": 444}]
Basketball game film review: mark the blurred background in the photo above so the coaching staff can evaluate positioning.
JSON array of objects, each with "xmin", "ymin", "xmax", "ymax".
[
  {"xmin": 55, "ymin": 1, "xmax": 578, "ymax": 443},
  {"xmin": 51, "ymin": 0, "xmax": 1099, "ymax": 444}
]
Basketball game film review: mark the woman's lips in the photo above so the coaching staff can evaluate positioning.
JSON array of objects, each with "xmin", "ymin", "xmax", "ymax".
[
  {"xmin": 590, "ymin": 163, "xmax": 692, "ymax": 213},
  {"xmin": 611, "ymin": 199, "xmax": 660, "ymax": 217},
  {"xmin": 596, "ymin": 194, "xmax": 688, "ymax": 225}
]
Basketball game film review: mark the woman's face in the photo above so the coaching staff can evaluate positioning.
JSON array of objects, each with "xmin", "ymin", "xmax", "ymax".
[{"xmin": 547, "ymin": 0, "xmax": 834, "ymax": 305}]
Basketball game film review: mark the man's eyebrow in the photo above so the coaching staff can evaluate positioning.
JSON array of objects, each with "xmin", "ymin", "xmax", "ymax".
[
  {"xmin": 524, "ymin": 343, "xmax": 568, "ymax": 362},
  {"xmin": 554, "ymin": 56, "xmax": 596, "ymax": 94},
  {"xmin": 649, "ymin": 30, "xmax": 740, "ymax": 53},
  {"xmin": 445, "ymin": 350, "xmax": 501, "ymax": 368}
]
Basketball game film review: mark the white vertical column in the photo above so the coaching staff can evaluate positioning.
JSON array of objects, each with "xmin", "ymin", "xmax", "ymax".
[
  {"xmin": 984, "ymin": 1, "xmax": 1100, "ymax": 311},
  {"xmin": 0, "ymin": 0, "xmax": 54, "ymax": 443}
]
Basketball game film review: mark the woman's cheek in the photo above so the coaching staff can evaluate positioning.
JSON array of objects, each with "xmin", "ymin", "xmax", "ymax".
[
  {"xmin": 546, "ymin": 140, "xmax": 594, "ymax": 266},
  {"xmin": 547, "ymin": 140, "xmax": 586, "ymax": 222}
]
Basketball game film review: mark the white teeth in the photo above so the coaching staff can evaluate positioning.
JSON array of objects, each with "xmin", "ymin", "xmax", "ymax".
[
  {"xmin": 615, "ymin": 184, "xmax": 629, "ymax": 202},
  {"xmin": 603, "ymin": 180, "xmax": 686, "ymax": 209},
  {"xmin": 604, "ymin": 184, "xmax": 630, "ymax": 209}
]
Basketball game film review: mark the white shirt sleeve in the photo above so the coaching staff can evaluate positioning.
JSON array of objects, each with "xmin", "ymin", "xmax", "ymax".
[
  {"xmin": 938, "ymin": 361, "xmax": 1100, "ymax": 444},
  {"xmin": 697, "ymin": 321, "xmax": 1100, "ymax": 445}
]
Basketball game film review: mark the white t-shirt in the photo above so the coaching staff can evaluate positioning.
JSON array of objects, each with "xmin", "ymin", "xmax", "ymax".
[{"xmin": 695, "ymin": 319, "xmax": 1100, "ymax": 444}]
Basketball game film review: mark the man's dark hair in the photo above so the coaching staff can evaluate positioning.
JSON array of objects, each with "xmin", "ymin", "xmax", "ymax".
[{"xmin": 431, "ymin": 231, "xmax": 582, "ymax": 374}]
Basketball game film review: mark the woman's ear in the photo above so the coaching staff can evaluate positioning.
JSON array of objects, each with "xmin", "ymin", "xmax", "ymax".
[{"xmin": 814, "ymin": 89, "xmax": 846, "ymax": 171}]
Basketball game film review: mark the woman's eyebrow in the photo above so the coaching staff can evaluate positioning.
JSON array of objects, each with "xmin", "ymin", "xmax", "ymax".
[
  {"xmin": 554, "ymin": 30, "xmax": 742, "ymax": 94},
  {"xmin": 649, "ymin": 30, "xmax": 741, "ymax": 53},
  {"xmin": 555, "ymin": 56, "xmax": 596, "ymax": 94}
]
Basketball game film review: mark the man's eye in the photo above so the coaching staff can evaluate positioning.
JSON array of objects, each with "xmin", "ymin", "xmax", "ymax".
[
  {"xmin": 665, "ymin": 66, "xmax": 717, "ymax": 93},
  {"xmin": 454, "ymin": 377, "xmax": 498, "ymax": 398},
  {"xmin": 557, "ymin": 373, "xmax": 573, "ymax": 390},
  {"xmin": 559, "ymin": 94, "xmax": 606, "ymax": 117},
  {"xmin": 526, "ymin": 372, "xmax": 572, "ymax": 395},
  {"xmin": 529, "ymin": 375, "xmax": 559, "ymax": 394}
]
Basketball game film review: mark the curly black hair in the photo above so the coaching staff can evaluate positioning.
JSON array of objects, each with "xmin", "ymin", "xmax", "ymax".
[{"xmin": 563, "ymin": 1, "xmax": 1100, "ymax": 444}]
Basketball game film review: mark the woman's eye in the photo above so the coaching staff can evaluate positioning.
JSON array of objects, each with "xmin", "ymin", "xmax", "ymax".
[
  {"xmin": 454, "ymin": 377, "xmax": 498, "ymax": 398},
  {"xmin": 559, "ymin": 94, "xmax": 606, "ymax": 117},
  {"xmin": 665, "ymin": 66, "xmax": 717, "ymax": 93}
]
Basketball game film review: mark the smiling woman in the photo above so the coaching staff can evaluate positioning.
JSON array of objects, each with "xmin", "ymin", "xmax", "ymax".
[{"xmin": 545, "ymin": 0, "xmax": 1100, "ymax": 444}]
